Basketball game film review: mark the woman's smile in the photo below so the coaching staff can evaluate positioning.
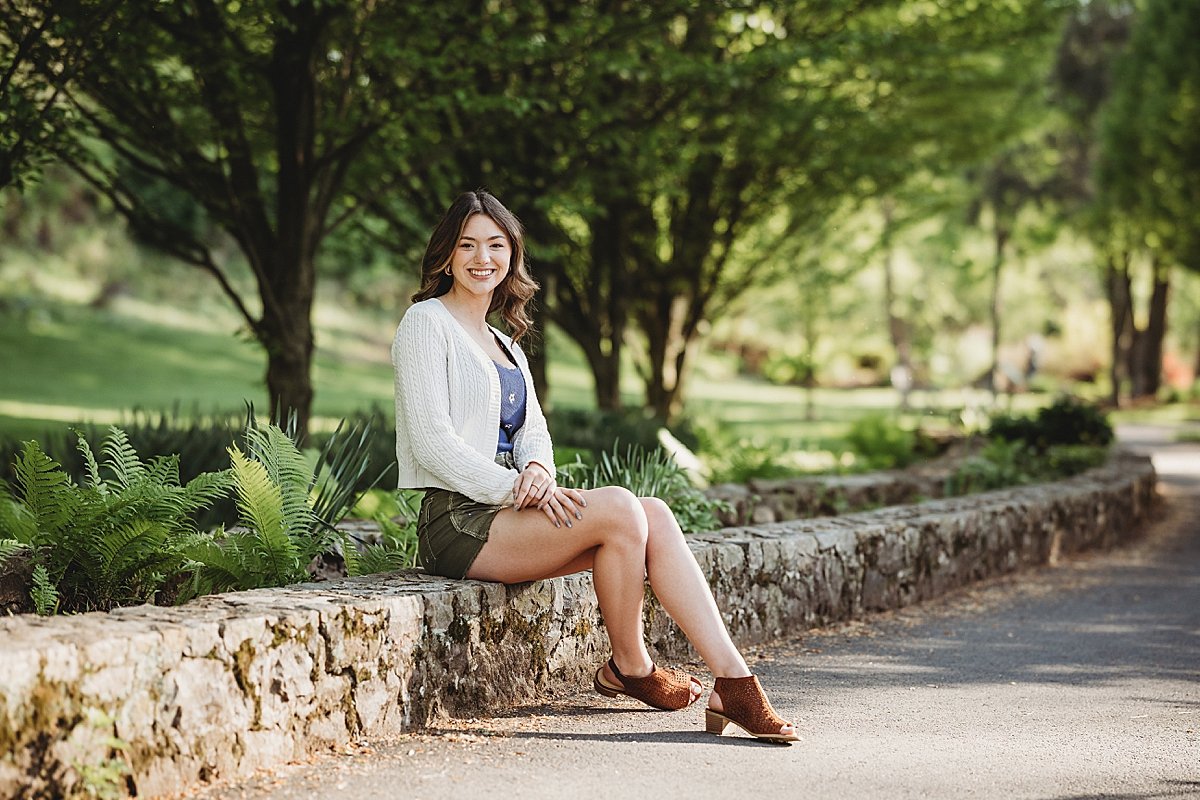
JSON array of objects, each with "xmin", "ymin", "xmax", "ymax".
[{"xmin": 447, "ymin": 213, "xmax": 511, "ymax": 300}]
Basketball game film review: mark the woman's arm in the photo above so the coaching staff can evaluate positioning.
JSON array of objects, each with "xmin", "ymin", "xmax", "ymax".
[{"xmin": 392, "ymin": 308, "xmax": 515, "ymax": 505}]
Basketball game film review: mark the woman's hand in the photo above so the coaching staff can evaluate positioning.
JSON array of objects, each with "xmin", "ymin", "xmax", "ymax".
[{"xmin": 512, "ymin": 463, "xmax": 587, "ymax": 528}]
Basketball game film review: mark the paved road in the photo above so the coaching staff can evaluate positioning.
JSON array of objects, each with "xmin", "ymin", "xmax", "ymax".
[{"xmin": 188, "ymin": 424, "xmax": 1200, "ymax": 800}]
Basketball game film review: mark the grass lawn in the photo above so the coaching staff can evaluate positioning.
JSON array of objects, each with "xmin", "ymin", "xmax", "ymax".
[{"xmin": 0, "ymin": 292, "xmax": 1144, "ymax": 451}]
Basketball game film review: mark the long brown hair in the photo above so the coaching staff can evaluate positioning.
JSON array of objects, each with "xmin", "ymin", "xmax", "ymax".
[{"xmin": 411, "ymin": 190, "xmax": 539, "ymax": 342}]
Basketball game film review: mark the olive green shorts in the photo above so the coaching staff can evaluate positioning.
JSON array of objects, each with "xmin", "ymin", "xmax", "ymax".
[{"xmin": 416, "ymin": 454, "xmax": 516, "ymax": 579}]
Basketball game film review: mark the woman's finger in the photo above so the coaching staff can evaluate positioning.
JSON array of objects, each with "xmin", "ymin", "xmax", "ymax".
[
  {"xmin": 554, "ymin": 490, "xmax": 580, "ymax": 521},
  {"xmin": 540, "ymin": 495, "xmax": 570, "ymax": 527},
  {"xmin": 562, "ymin": 488, "xmax": 587, "ymax": 515},
  {"xmin": 512, "ymin": 471, "xmax": 547, "ymax": 509}
]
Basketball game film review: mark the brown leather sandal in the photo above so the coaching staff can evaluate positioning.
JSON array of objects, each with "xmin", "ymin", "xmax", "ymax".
[
  {"xmin": 593, "ymin": 657, "xmax": 702, "ymax": 711},
  {"xmin": 705, "ymin": 675, "xmax": 800, "ymax": 742}
]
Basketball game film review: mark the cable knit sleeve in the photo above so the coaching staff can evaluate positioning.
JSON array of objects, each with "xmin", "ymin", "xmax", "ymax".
[
  {"xmin": 392, "ymin": 306, "xmax": 516, "ymax": 505},
  {"xmin": 511, "ymin": 342, "xmax": 555, "ymax": 476}
]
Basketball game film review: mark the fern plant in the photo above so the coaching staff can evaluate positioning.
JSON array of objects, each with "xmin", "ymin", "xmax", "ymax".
[
  {"xmin": 346, "ymin": 490, "xmax": 422, "ymax": 576},
  {"xmin": 0, "ymin": 429, "xmax": 232, "ymax": 614},
  {"xmin": 192, "ymin": 416, "xmax": 392, "ymax": 592}
]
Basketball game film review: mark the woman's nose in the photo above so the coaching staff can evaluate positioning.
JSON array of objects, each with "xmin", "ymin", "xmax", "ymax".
[{"xmin": 474, "ymin": 248, "xmax": 490, "ymax": 264}]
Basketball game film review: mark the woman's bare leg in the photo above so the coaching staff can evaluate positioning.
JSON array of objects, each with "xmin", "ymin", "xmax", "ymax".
[
  {"xmin": 639, "ymin": 498, "xmax": 749, "ymax": 677},
  {"xmin": 640, "ymin": 498, "xmax": 794, "ymax": 736},
  {"xmin": 467, "ymin": 486, "xmax": 655, "ymax": 677}
]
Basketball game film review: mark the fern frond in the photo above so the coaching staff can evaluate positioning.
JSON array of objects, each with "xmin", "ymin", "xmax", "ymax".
[
  {"xmin": 30, "ymin": 564, "xmax": 59, "ymax": 616},
  {"xmin": 100, "ymin": 426, "xmax": 146, "ymax": 489},
  {"xmin": 144, "ymin": 454, "xmax": 181, "ymax": 488},
  {"xmin": 98, "ymin": 518, "xmax": 166, "ymax": 572},
  {"xmin": 354, "ymin": 544, "xmax": 411, "ymax": 576},
  {"xmin": 229, "ymin": 446, "xmax": 284, "ymax": 537},
  {"xmin": 229, "ymin": 445, "xmax": 301, "ymax": 584},
  {"xmin": 14, "ymin": 441, "xmax": 77, "ymax": 535},
  {"xmin": 184, "ymin": 536, "xmax": 250, "ymax": 594},
  {"xmin": 339, "ymin": 530, "xmax": 362, "ymax": 577},
  {"xmin": 180, "ymin": 469, "xmax": 233, "ymax": 514},
  {"xmin": 242, "ymin": 425, "xmax": 318, "ymax": 542},
  {"xmin": 75, "ymin": 431, "xmax": 106, "ymax": 493},
  {"xmin": 0, "ymin": 496, "xmax": 37, "ymax": 544}
]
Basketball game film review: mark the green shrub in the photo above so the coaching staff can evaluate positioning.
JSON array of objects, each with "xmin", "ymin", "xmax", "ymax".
[
  {"xmin": 705, "ymin": 439, "xmax": 806, "ymax": 484},
  {"xmin": 0, "ymin": 409, "xmax": 245, "ymax": 530},
  {"xmin": 557, "ymin": 444, "xmax": 729, "ymax": 534},
  {"xmin": 988, "ymin": 396, "xmax": 1113, "ymax": 450},
  {"xmin": 0, "ymin": 406, "xmax": 399, "ymax": 529},
  {"xmin": 546, "ymin": 407, "xmax": 700, "ymax": 456},
  {"xmin": 844, "ymin": 414, "xmax": 924, "ymax": 470},
  {"xmin": 0, "ymin": 429, "xmax": 232, "ymax": 614},
  {"xmin": 1040, "ymin": 444, "xmax": 1110, "ymax": 476},
  {"xmin": 945, "ymin": 439, "xmax": 1110, "ymax": 496},
  {"xmin": 944, "ymin": 439, "xmax": 1032, "ymax": 495},
  {"xmin": 761, "ymin": 352, "xmax": 814, "ymax": 387}
]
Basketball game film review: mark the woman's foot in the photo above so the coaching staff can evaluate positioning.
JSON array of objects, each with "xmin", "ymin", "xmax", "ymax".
[
  {"xmin": 594, "ymin": 657, "xmax": 703, "ymax": 710},
  {"xmin": 706, "ymin": 675, "xmax": 799, "ymax": 742}
]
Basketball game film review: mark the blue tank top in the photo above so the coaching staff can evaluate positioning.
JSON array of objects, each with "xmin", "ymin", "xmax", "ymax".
[{"xmin": 495, "ymin": 361, "xmax": 527, "ymax": 454}]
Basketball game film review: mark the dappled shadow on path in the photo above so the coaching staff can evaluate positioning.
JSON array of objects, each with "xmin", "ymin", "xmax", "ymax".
[{"xmin": 794, "ymin": 485, "xmax": 1200, "ymax": 693}]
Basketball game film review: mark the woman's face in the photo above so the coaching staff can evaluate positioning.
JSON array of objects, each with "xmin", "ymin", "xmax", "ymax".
[{"xmin": 447, "ymin": 213, "xmax": 511, "ymax": 300}]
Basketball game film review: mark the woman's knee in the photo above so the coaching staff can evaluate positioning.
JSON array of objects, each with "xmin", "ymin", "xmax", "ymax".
[
  {"xmin": 640, "ymin": 496, "xmax": 677, "ymax": 528},
  {"xmin": 587, "ymin": 486, "xmax": 647, "ymax": 547},
  {"xmin": 641, "ymin": 497, "xmax": 685, "ymax": 550}
]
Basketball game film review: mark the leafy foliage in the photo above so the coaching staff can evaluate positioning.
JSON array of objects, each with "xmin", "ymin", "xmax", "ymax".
[
  {"xmin": 0, "ymin": 429, "xmax": 231, "ymax": 614},
  {"xmin": 703, "ymin": 438, "xmax": 807, "ymax": 484},
  {"xmin": 557, "ymin": 444, "xmax": 729, "ymax": 534},
  {"xmin": 191, "ymin": 415, "xmax": 392, "ymax": 593},
  {"xmin": 987, "ymin": 396, "xmax": 1113, "ymax": 451},
  {"xmin": 945, "ymin": 438, "xmax": 1109, "ymax": 496},
  {"xmin": 346, "ymin": 490, "xmax": 422, "ymax": 576},
  {"xmin": 546, "ymin": 407, "xmax": 700, "ymax": 457},
  {"xmin": 0, "ymin": 409, "xmax": 244, "ymax": 528},
  {"xmin": 844, "ymin": 415, "xmax": 935, "ymax": 470}
]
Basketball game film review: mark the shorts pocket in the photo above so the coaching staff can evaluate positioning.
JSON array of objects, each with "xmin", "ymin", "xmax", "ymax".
[{"xmin": 449, "ymin": 504, "xmax": 491, "ymax": 541}]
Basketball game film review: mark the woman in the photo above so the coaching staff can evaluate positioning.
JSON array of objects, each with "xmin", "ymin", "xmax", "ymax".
[{"xmin": 392, "ymin": 190, "xmax": 797, "ymax": 742}]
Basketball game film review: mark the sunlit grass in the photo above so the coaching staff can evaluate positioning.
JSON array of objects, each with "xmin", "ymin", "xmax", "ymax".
[{"xmin": 0, "ymin": 291, "xmax": 1139, "ymax": 451}]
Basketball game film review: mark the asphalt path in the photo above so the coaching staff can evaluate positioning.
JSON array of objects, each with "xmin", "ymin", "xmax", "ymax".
[{"xmin": 186, "ymin": 423, "xmax": 1200, "ymax": 800}]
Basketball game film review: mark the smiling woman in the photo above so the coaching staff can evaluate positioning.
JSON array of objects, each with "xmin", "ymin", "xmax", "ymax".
[{"xmin": 389, "ymin": 190, "xmax": 798, "ymax": 742}]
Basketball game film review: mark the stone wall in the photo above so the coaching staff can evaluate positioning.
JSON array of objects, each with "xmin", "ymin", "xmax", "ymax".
[{"xmin": 0, "ymin": 453, "xmax": 1156, "ymax": 798}]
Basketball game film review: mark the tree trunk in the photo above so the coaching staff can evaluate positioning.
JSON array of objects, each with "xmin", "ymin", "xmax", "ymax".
[
  {"xmin": 881, "ymin": 198, "xmax": 913, "ymax": 409},
  {"xmin": 1105, "ymin": 250, "xmax": 1134, "ymax": 406},
  {"xmin": 1194, "ymin": 316, "xmax": 1200, "ymax": 383},
  {"xmin": 262, "ymin": 319, "xmax": 315, "ymax": 433},
  {"xmin": 1132, "ymin": 259, "xmax": 1170, "ymax": 398},
  {"xmin": 261, "ymin": 5, "xmax": 320, "ymax": 437},
  {"xmin": 988, "ymin": 226, "xmax": 1009, "ymax": 398},
  {"xmin": 640, "ymin": 293, "xmax": 691, "ymax": 422},
  {"xmin": 260, "ymin": 258, "xmax": 316, "ymax": 434}
]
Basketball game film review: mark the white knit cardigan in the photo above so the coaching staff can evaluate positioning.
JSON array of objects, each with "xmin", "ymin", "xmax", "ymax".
[{"xmin": 391, "ymin": 298, "xmax": 555, "ymax": 505}]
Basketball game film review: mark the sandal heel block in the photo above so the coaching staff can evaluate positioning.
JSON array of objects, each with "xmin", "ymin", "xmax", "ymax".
[
  {"xmin": 705, "ymin": 709, "xmax": 730, "ymax": 735},
  {"xmin": 706, "ymin": 675, "xmax": 800, "ymax": 743}
]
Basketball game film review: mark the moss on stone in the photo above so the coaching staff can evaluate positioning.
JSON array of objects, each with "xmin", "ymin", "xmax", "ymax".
[{"xmin": 229, "ymin": 639, "xmax": 262, "ymax": 727}]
